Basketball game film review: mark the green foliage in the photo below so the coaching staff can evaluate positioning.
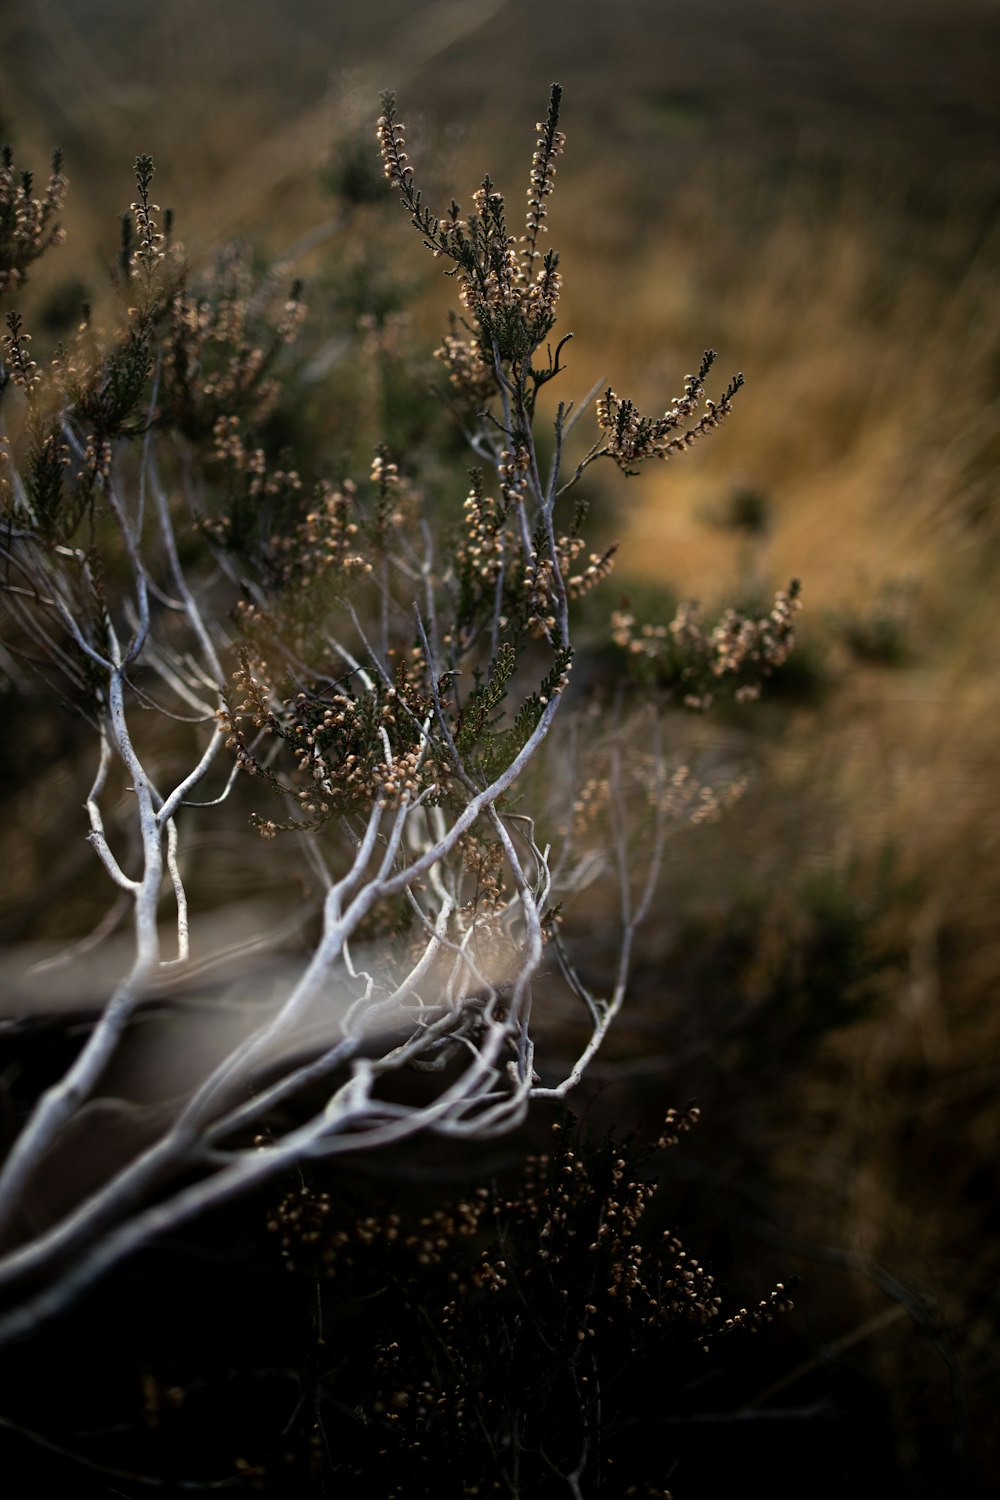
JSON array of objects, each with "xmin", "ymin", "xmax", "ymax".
[
  {"xmin": 478, "ymin": 646, "xmax": 573, "ymax": 785},
  {"xmin": 73, "ymin": 328, "xmax": 152, "ymax": 441},
  {"xmin": 454, "ymin": 640, "xmax": 516, "ymax": 757}
]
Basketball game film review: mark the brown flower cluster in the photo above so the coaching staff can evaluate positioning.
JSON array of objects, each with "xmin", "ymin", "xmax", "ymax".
[
  {"xmin": 435, "ymin": 319, "xmax": 495, "ymax": 410},
  {"xmin": 2, "ymin": 311, "xmax": 40, "ymax": 390},
  {"xmin": 570, "ymin": 753, "xmax": 747, "ymax": 843},
  {"xmin": 612, "ymin": 580, "xmax": 802, "ymax": 708},
  {"xmin": 285, "ymin": 477, "xmax": 370, "ymax": 578},
  {"xmin": 378, "ymin": 87, "xmax": 565, "ymax": 367},
  {"xmin": 256, "ymin": 1109, "xmax": 792, "ymax": 1490},
  {"xmin": 456, "ymin": 473, "xmax": 505, "ymax": 589},
  {"xmin": 0, "ymin": 145, "xmax": 67, "ymax": 297},
  {"xmin": 496, "ymin": 443, "xmax": 530, "ymax": 508},
  {"xmin": 218, "ymin": 651, "xmax": 277, "ymax": 778},
  {"xmin": 130, "ymin": 154, "xmax": 165, "ymax": 271},
  {"xmin": 267, "ymin": 1186, "xmax": 491, "ymax": 1275},
  {"xmin": 521, "ymin": 92, "xmax": 566, "ymax": 280},
  {"xmin": 720, "ymin": 1283, "xmax": 795, "ymax": 1336},
  {"xmin": 220, "ymin": 645, "xmax": 437, "ymax": 832},
  {"xmin": 458, "ymin": 830, "xmax": 508, "ymax": 926},
  {"xmin": 596, "ymin": 351, "xmax": 743, "ymax": 474},
  {"xmin": 369, "ymin": 448, "xmax": 417, "ymax": 534},
  {"xmin": 160, "ymin": 245, "xmax": 305, "ymax": 440},
  {"xmin": 522, "ymin": 546, "xmax": 560, "ymax": 638},
  {"xmin": 215, "ymin": 423, "xmax": 292, "ymax": 503},
  {"xmin": 559, "ymin": 532, "xmax": 617, "ymax": 601},
  {"xmin": 707, "ymin": 581, "xmax": 801, "ymax": 689}
]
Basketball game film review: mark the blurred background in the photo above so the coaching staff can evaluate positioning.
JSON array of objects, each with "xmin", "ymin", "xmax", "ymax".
[{"xmin": 1, "ymin": 0, "xmax": 998, "ymax": 1493}]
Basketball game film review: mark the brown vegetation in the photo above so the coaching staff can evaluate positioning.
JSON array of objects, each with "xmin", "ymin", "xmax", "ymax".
[{"xmin": 0, "ymin": 1, "xmax": 998, "ymax": 1494}]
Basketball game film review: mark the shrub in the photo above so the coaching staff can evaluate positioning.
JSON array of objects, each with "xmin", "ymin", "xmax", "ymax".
[{"xmin": 0, "ymin": 89, "xmax": 798, "ymax": 1347}]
